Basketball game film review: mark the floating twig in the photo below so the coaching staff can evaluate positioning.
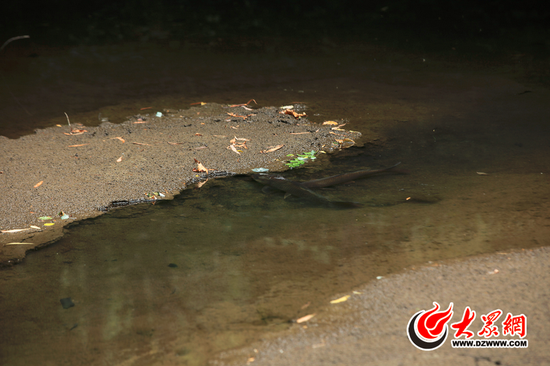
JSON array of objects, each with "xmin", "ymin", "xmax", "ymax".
[{"xmin": 0, "ymin": 35, "xmax": 30, "ymax": 52}]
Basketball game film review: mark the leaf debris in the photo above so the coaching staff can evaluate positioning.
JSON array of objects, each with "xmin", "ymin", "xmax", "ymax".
[
  {"xmin": 330, "ymin": 295, "xmax": 350, "ymax": 304},
  {"xmin": 296, "ymin": 314, "xmax": 316, "ymax": 323},
  {"xmin": 260, "ymin": 144, "xmax": 284, "ymax": 153}
]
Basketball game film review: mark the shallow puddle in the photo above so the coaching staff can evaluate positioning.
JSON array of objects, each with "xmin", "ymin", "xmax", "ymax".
[
  {"xmin": 1, "ymin": 144, "xmax": 547, "ymax": 365},
  {"xmin": 1, "ymin": 40, "xmax": 549, "ymax": 365}
]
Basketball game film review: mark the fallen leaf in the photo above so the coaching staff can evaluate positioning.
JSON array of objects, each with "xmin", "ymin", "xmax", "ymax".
[
  {"xmin": 289, "ymin": 132, "xmax": 310, "ymax": 135},
  {"xmin": 296, "ymin": 314, "xmax": 316, "ymax": 323},
  {"xmin": 116, "ymin": 156, "xmax": 123, "ymax": 162},
  {"xmin": 38, "ymin": 216, "xmax": 52, "ymax": 220},
  {"xmin": 44, "ymin": 223, "xmax": 55, "ymax": 226},
  {"xmin": 167, "ymin": 141, "xmax": 185, "ymax": 145},
  {"xmin": 64, "ymin": 129, "xmax": 87, "ymax": 135},
  {"xmin": 334, "ymin": 137, "xmax": 355, "ymax": 146},
  {"xmin": 234, "ymin": 136, "xmax": 250, "ymax": 141},
  {"xmin": 330, "ymin": 295, "xmax": 350, "ymax": 304},
  {"xmin": 34, "ymin": 181, "xmax": 44, "ymax": 188},
  {"xmin": 195, "ymin": 133, "xmax": 202, "ymax": 136},
  {"xmin": 132, "ymin": 142, "xmax": 152, "ymax": 146},
  {"xmin": 68, "ymin": 144, "xmax": 89, "ymax": 147},
  {"xmin": 477, "ymin": 172, "xmax": 489, "ymax": 175},
  {"xmin": 1, "ymin": 228, "xmax": 31, "ymax": 233},
  {"xmin": 193, "ymin": 158, "xmax": 208, "ymax": 173},
  {"xmin": 112, "ymin": 137, "xmax": 125, "ymax": 143},
  {"xmin": 322, "ymin": 121, "xmax": 338, "ymax": 125},
  {"xmin": 140, "ymin": 107, "xmax": 152, "ymax": 110},
  {"xmin": 279, "ymin": 109, "xmax": 306, "ymax": 118},
  {"xmin": 261, "ymin": 144, "xmax": 284, "ymax": 153},
  {"xmin": 228, "ymin": 145, "xmax": 241, "ymax": 155},
  {"xmin": 30, "ymin": 225, "xmax": 40, "ymax": 229},
  {"xmin": 6, "ymin": 242, "xmax": 34, "ymax": 245}
]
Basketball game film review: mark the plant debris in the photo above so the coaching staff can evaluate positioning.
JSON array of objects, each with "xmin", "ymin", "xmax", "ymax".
[
  {"xmin": 0, "ymin": 102, "xmax": 361, "ymax": 264},
  {"xmin": 279, "ymin": 109, "xmax": 306, "ymax": 118},
  {"xmin": 330, "ymin": 295, "xmax": 350, "ymax": 304}
]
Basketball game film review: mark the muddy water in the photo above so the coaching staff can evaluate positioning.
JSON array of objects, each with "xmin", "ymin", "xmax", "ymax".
[{"xmin": 1, "ymin": 42, "xmax": 549, "ymax": 365}]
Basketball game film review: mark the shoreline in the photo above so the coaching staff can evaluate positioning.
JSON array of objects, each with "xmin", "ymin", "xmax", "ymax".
[
  {"xmin": 0, "ymin": 103, "xmax": 361, "ymax": 265},
  {"xmin": 214, "ymin": 245, "xmax": 549, "ymax": 365}
]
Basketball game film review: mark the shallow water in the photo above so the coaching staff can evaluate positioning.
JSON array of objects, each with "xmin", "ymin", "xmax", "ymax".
[{"xmin": 1, "ymin": 39, "xmax": 549, "ymax": 365}]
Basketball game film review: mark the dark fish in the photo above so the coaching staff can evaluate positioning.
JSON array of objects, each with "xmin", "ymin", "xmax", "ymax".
[
  {"xmin": 250, "ymin": 174, "xmax": 361, "ymax": 208},
  {"xmin": 302, "ymin": 162, "xmax": 404, "ymax": 188}
]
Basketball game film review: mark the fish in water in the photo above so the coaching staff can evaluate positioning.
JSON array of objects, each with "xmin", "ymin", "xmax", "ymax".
[
  {"xmin": 250, "ymin": 162, "xmax": 405, "ymax": 208},
  {"xmin": 301, "ymin": 162, "xmax": 404, "ymax": 188},
  {"xmin": 250, "ymin": 174, "xmax": 362, "ymax": 208}
]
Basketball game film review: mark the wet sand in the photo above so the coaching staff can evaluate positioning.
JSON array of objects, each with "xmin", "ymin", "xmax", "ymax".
[
  {"xmin": 0, "ymin": 103, "xmax": 360, "ymax": 265},
  {"xmin": 214, "ymin": 246, "xmax": 549, "ymax": 366}
]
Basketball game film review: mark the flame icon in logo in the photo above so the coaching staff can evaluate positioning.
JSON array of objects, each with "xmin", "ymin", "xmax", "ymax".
[{"xmin": 407, "ymin": 302, "xmax": 454, "ymax": 351}]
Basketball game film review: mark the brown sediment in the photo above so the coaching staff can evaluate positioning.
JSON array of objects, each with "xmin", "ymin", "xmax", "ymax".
[{"xmin": 0, "ymin": 103, "xmax": 361, "ymax": 265}]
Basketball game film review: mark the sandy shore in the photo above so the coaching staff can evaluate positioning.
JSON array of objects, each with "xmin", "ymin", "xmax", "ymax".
[
  {"xmin": 214, "ymin": 246, "xmax": 549, "ymax": 366},
  {"xmin": 0, "ymin": 103, "xmax": 360, "ymax": 265}
]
